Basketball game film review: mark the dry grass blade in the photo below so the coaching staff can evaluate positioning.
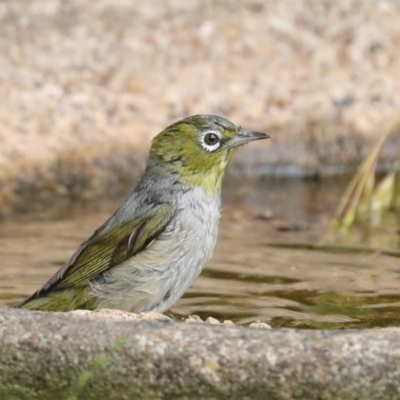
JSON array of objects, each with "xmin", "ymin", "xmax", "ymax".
[
  {"xmin": 370, "ymin": 172, "xmax": 395, "ymax": 226},
  {"xmin": 333, "ymin": 113, "xmax": 400, "ymax": 231},
  {"xmin": 395, "ymin": 171, "xmax": 400, "ymax": 231},
  {"xmin": 333, "ymin": 135, "xmax": 385, "ymax": 230}
]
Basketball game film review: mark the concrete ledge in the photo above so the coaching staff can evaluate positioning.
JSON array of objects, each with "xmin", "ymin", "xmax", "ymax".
[{"xmin": 1, "ymin": 308, "xmax": 400, "ymax": 399}]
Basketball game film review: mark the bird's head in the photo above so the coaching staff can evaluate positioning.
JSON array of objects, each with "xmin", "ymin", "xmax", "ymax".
[{"xmin": 149, "ymin": 114, "xmax": 271, "ymax": 195}]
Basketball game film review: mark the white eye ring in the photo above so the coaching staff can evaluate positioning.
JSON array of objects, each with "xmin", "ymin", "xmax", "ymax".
[{"xmin": 201, "ymin": 131, "xmax": 222, "ymax": 152}]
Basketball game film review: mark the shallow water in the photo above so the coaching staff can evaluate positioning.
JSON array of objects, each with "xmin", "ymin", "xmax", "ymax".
[{"xmin": 1, "ymin": 176, "xmax": 399, "ymax": 329}]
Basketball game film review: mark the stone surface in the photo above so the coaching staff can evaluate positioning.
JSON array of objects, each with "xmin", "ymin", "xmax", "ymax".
[
  {"xmin": 69, "ymin": 309, "xmax": 236, "ymax": 326},
  {"xmin": 69, "ymin": 308, "xmax": 172, "ymax": 322},
  {"xmin": 1, "ymin": 307, "xmax": 400, "ymax": 400}
]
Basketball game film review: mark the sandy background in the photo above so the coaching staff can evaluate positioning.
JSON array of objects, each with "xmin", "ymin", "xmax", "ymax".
[{"xmin": 1, "ymin": 0, "xmax": 400, "ymax": 215}]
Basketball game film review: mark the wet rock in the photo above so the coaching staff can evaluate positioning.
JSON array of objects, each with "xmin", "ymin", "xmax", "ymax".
[
  {"xmin": 249, "ymin": 322, "xmax": 272, "ymax": 329},
  {"xmin": 184, "ymin": 314, "xmax": 234, "ymax": 326},
  {"xmin": 204, "ymin": 316, "xmax": 221, "ymax": 325},
  {"xmin": 1, "ymin": 307, "xmax": 400, "ymax": 399},
  {"xmin": 185, "ymin": 314, "xmax": 204, "ymax": 323}
]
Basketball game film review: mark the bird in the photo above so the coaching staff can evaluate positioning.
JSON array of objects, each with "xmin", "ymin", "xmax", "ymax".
[{"xmin": 17, "ymin": 114, "xmax": 271, "ymax": 313}]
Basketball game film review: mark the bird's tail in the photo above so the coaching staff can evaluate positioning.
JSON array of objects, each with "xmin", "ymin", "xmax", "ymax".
[{"xmin": 15, "ymin": 289, "xmax": 98, "ymax": 312}]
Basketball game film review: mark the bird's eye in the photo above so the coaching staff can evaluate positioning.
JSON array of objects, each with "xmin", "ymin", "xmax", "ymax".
[
  {"xmin": 204, "ymin": 133, "xmax": 219, "ymax": 146},
  {"xmin": 201, "ymin": 131, "xmax": 222, "ymax": 152}
]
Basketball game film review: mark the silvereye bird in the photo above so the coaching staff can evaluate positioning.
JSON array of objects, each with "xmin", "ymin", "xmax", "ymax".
[{"xmin": 17, "ymin": 114, "xmax": 270, "ymax": 313}]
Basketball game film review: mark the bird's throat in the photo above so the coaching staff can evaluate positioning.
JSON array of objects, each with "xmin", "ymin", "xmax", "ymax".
[{"xmin": 178, "ymin": 165, "xmax": 225, "ymax": 197}]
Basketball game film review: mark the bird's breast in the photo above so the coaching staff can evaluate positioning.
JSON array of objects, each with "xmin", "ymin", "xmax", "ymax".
[{"xmin": 174, "ymin": 185, "xmax": 221, "ymax": 253}]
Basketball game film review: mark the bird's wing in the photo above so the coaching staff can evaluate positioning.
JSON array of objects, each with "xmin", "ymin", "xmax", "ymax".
[{"xmin": 34, "ymin": 203, "xmax": 175, "ymax": 296}]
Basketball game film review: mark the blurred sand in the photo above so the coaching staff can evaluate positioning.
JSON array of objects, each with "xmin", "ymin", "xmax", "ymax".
[{"xmin": 1, "ymin": 0, "xmax": 400, "ymax": 214}]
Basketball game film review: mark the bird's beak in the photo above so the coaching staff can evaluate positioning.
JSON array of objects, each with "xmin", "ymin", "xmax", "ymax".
[{"xmin": 227, "ymin": 129, "xmax": 272, "ymax": 148}]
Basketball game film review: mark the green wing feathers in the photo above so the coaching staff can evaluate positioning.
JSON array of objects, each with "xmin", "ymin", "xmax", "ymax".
[
  {"xmin": 56, "ymin": 218, "xmax": 147, "ymax": 289},
  {"xmin": 17, "ymin": 287, "xmax": 99, "ymax": 312},
  {"xmin": 18, "ymin": 204, "xmax": 174, "ymax": 311}
]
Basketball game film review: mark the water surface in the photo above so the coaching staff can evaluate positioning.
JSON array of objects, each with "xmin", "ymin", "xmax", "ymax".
[{"xmin": 1, "ymin": 176, "xmax": 399, "ymax": 329}]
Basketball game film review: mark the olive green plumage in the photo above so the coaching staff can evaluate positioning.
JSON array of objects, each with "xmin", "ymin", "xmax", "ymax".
[{"xmin": 17, "ymin": 114, "xmax": 270, "ymax": 313}]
